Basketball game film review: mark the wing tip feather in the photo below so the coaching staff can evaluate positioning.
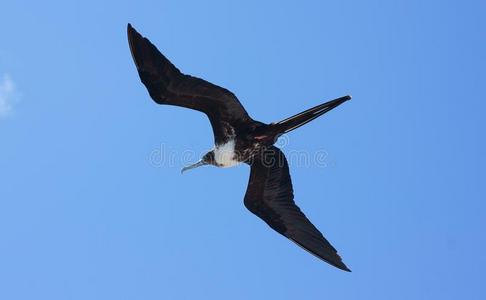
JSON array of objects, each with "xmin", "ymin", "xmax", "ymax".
[
  {"xmin": 126, "ymin": 23, "xmax": 140, "ymax": 67},
  {"xmin": 289, "ymin": 237, "xmax": 351, "ymax": 272}
]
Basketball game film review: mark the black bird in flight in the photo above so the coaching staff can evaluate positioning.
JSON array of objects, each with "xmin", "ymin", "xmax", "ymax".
[{"xmin": 127, "ymin": 24, "xmax": 351, "ymax": 271}]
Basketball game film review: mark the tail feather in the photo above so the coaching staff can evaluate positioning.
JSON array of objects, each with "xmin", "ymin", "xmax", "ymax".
[{"xmin": 272, "ymin": 95, "xmax": 351, "ymax": 135}]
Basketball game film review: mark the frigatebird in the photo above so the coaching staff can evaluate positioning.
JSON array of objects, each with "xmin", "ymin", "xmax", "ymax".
[{"xmin": 127, "ymin": 24, "xmax": 351, "ymax": 271}]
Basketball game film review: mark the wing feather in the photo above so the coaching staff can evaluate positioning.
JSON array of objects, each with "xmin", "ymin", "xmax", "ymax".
[
  {"xmin": 127, "ymin": 24, "xmax": 253, "ymax": 143},
  {"xmin": 244, "ymin": 146, "xmax": 350, "ymax": 271}
]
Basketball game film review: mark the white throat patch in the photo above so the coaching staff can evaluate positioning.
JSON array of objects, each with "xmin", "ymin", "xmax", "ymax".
[{"xmin": 214, "ymin": 139, "xmax": 240, "ymax": 168}]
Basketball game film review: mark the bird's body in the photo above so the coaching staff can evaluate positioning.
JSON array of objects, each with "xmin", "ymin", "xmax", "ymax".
[{"xmin": 127, "ymin": 24, "xmax": 352, "ymax": 271}]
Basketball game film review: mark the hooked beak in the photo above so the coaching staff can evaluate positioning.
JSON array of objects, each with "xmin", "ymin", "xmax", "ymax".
[{"xmin": 181, "ymin": 160, "xmax": 208, "ymax": 174}]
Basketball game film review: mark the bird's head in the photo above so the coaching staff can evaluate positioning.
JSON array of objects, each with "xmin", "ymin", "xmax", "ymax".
[{"xmin": 180, "ymin": 151, "xmax": 216, "ymax": 174}]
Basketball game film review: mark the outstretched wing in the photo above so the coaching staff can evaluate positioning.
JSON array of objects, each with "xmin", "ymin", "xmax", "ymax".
[
  {"xmin": 244, "ymin": 146, "xmax": 350, "ymax": 271},
  {"xmin": 127, "ymin": 24, "xmax": 253, "ymax": 144}
]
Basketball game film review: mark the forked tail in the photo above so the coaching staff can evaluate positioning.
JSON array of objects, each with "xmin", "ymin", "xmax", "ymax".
[{"xmin": 266, "ymin": 95, "xmax": 351, "ymax": 138}]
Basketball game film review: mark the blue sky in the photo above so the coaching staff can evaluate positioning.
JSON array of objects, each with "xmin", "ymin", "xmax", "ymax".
[{"xmin": 1, "ymin": 0, "xmax": 485, "ymax": 299}]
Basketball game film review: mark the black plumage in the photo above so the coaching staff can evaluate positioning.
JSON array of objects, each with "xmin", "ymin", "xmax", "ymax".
[
  {"xmin": 127, "ymin": 24, "xmax": 253, "ymax": 144},
  {"xmin": 245, "ymin": 146, "xmax": 349, "ymax": 271},
  {"xmin": 127, "ymin": 24, "xmax": 351, "ymax": 271}
]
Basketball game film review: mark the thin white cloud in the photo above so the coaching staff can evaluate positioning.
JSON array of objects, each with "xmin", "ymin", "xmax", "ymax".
[{"xmin": 0, "ymin": 74, "xmax": 16, "ymax": 118}]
